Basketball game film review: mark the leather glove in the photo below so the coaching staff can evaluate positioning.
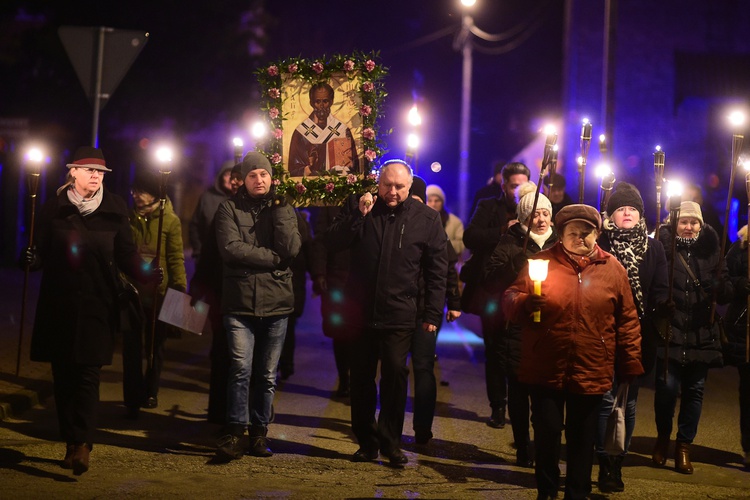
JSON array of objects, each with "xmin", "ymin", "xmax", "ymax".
[
  {"xmin": 312, "ymin": 275, "xmax": 327, "ymax": 295},
  {"xmin": 148, "ymin": 266, "xmax": 164, "ymax": 285},
  {"xmin": 19, "ymin": 245, "xmax": 39, "ymax": 269},
  {"xmin": 524, "ymin": 293, "xmax": 546, "ymax": 314}
]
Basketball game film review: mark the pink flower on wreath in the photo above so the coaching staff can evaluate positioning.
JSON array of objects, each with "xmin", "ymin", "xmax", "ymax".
[
  {"xmin": 346, "ymin": 174, "xmax": 357, "ymax": 185},
  {"xmin": 364, "ymin": 149, "xmax": 377, "ymax": 162},
  {"xmin": 267, "ymin": 65, "xmax": 279, "ymax": 76},
  {"xmin": 360, "ymin": 105, "xmax": 372, "ymax": 116},
  {"xmin": 288, "ymin": 63, "xmax": 298, "ymax": 74},
  {"xmin": 271, "ymin": 153, "xmax": 282, "ymax": 165},
  {"xmin": 325, "ymin": 182, "xmax": 335, "ymax": 193},
  {"xmin": 367, "ymin": 172, "xmax": 378, "ymax": 181},
  {"xmin": 365, "ymin": 59, "xmax": 376, "ymax": 72},
  {"xmin": 363, "ymin": 127, "xmax": 375, "ymax": 140},
  {"xmin": 295, "ymin": 182, "xmax": 307, "ymax": 194},
  {"xmin": 343, "ymin": 60, "xmax": 355, "ymax": 71},
  {"xmin": 362, "ymin": 81, "xmax": 374, "ymax": 92},
  {"xmin": 268, "ymin": 107, "xmax": 279, "ymax": 119},
  {"xmin": 272, "ymin": 178, "xmax": 281, "ymax": 186},
  {"xmin": 268, "ymin": 88, "xmax": 280, "ymax": 99},
  {"xmin": 273, "ymin": 128, "xmax": 283, "ymax": 139},
  {"xmin": 312, "ymin": 61, "xmax": 324, "ymax": 74}
]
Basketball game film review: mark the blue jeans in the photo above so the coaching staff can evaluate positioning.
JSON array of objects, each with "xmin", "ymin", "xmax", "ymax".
[
  {"xmin": 224, "ymin": 314, "xmax": 287, "ymax": 431},
  {"xmin": 654, "ymin": 357, "xmax": 708, "ymax": 443},
  {"xmin": 596, "ymin": 378, "xmax": 640, "ymax": 457}
]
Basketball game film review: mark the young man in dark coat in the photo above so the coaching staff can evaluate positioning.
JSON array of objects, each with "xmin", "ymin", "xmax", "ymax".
[
  {"xmin": 326, "ymin": 159, "xmax": 448, "ymax": 466},
  {"xmin": 462, "ymin": 161, "xmax": 530, "ymax": 428}
]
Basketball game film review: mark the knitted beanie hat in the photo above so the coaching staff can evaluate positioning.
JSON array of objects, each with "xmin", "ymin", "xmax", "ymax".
[
  {"xmin": 606, "ymin": 182, "xmax": 644, "ymax": 217},
  {"xmin": 239, "ymin": 152, "xmax": 272, "ymax": 178},
  {"xmin": 426, "ymin": 184, "xmax": 446, "ymax": 203},
  {"xmin": 516, "ymin": 182, "xmax": 552, "ymax": 224},
  {"xmin": 678, "ymin": 201, "xmax": 703, "ymax": 226}
]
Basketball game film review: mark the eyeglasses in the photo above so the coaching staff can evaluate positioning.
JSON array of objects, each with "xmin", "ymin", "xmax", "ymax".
[{"xmin": 77, "ymin": 167, "xmax": 104, "ymax": 176}]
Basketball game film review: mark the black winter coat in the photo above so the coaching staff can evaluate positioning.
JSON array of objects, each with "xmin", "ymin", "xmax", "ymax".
[
  {"xmin": 461, "ymin": 193, "xmax": 516, "ymax": 316},
  {"xmin": 326, "ymin": 195, "xmax": 448, "ymax": 330},
  {"xmin": 724, "ymin": 238, "xmax": 749, "ymax": 366},
  {"xmin": 30, "ymin": 189, "xmax": 143, "ymax": 365},
  {"xmin": 598, "ymin": 231, "xmax": 669, "ymax": 375},
  {"xmin": 658, "ymin": 223, "xmax": 732, "ymax": 367},
  {"xmin": 483, "ymin": 223, "xmax": 558, "ymax": 374}
]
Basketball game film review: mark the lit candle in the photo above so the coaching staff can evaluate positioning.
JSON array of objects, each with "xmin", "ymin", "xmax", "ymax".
[{"xmin": 527, "ymin": 259, "xmax": 549, "ymax": 323}]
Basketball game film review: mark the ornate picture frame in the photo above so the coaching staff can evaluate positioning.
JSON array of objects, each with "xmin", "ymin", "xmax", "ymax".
[{"xmin": 255, "ymin": 52, "xmax": 387, "ymax": 206}]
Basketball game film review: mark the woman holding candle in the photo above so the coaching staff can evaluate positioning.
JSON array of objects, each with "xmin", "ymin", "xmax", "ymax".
[
  {"xmin": 653, "ymin": 201, "xmax": 732, "ymax": 474},
  {"xmin": 594, "ymin": 182, "xmax": 670, "ymax": 492},
  {"xmin": 484, "ymin": 182, "xmax": 558, "ymax": 467},
  {"xmin": 503, "ymin": 204, "xmax": 642, "ymax": 500}
]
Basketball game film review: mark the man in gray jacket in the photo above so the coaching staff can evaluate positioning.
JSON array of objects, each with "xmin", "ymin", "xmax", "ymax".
[{"xmin": 213, "ymin": 152, "xmax": 301, "ymax": 461}]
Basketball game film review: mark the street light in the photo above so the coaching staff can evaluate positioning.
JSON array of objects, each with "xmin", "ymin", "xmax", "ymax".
[{"xmin": 406, "ymin": 132, "xmax": 420, "ymax": 171}]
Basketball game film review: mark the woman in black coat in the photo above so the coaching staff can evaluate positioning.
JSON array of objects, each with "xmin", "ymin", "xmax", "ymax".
[
  {"xmin": 724, "ymin": 225, "xmax": 750, "ymax": 468},
  {"xmin": 594, "ymin": 183, "xmax": 669, "ymax": 493},
  {"xmin": 484, "ymin": 182, "xmax": 557, "ymax": 467},
  {"xmin": 23, "ymin": 147, "xmax": 154, "ymax": 476},
  {"xmin": 653, "ymin": 201, "xmax": 732, "ymax": 474}
]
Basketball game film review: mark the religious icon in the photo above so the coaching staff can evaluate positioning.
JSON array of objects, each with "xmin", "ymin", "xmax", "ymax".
[{"xmin": 282, "ymin": 72, "xmax": 363, "ymax": 178}]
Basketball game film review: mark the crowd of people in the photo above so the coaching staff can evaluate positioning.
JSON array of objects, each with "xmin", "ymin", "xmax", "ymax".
[{"xmin": 21, "ymin": 148, "xmax": 749, "ymax": 498}]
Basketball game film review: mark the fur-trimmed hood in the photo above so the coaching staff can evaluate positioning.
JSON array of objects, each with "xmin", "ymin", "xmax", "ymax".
[{"xmin": 658, "ymin": 222, "xmax": 721, "ymax": 260}]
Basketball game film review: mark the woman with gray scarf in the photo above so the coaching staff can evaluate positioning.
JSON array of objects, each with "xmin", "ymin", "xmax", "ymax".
[
  {"xmin": 21, "ymin": 147, "xmax": 159, "ymax": 475},
  {"xmin": 595, "ymin": 182, "xmax": 669, "ymax": 492}
]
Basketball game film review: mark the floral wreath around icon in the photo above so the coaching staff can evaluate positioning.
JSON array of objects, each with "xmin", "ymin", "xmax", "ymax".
[{"xmin": 255, "ymin": 51, "xmax": 388, "ymax": 206}]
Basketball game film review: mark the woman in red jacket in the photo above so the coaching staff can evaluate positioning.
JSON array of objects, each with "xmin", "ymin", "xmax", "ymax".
[{"xmin": 503, "ymin": 204, "xmax": 643, "ymax": 500}]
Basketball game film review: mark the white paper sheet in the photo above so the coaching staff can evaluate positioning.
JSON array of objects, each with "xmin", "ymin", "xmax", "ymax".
[{"xmin": 157, "ymin": 288, "xmax": 209, "ymax": 335}]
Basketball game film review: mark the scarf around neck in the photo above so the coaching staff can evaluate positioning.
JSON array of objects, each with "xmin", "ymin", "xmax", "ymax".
[
  {"xmin": 604, "ymin": 217, "xmax": 647, "ymax": 316},
  {"xmin": 67, "ymin": 185, "xmax": 103, "ymax": 216}
]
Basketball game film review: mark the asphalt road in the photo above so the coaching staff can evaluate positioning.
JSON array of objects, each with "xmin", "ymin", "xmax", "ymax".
[{"xmin": 1, "ymin": 269, "xmax": 749, "ymax": 499}]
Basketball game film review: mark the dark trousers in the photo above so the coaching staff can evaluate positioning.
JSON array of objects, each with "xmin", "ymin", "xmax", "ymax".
[
  {"xmin": 654, "ymin": 357, "xmax": 708, "ymax": 443},
  {"xmin": 507, "ymin": 373, "xmax": 531, "ymax": 453},
  {"xmin": 51, "ymin": 360, "xmax": 101, "ymax": 445},
  {"xmin": 350, "ymin": 327, "xmax": 412, "ymax": 454},
  {"xmin": 410, "ymin": 324, "xmax": 437, "ymax": 433},
  {"xmin": 279, "ymin": 316, "xmax": 298, "ymax": 376},
  {"xmin": 530, "ymin": 385, "xmax": 602, "ymax": 500},
  {"xmin": 332, "ymin": 339, "xmax": 350, "ymax": 389},
  {"xmin": 122, "ymin": 323, "xmax": 144, "ymax": 409},
  {"xmin": 207, "ymin": 305, "xmax": 229, "ymax": 425},
  {"xmin": 143, "ymin": 306, "xmax": 167, "ymax": 399},
  {"xmin": 481, "ymin": 313, "xmax": 507, "ymax": 412},
  {"xmin": 739, "ymin": 363, "xmax": 750, "ymax": 452}
]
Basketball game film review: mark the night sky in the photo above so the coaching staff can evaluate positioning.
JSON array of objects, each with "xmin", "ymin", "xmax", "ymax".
[{"xmin": 0, "ymin": 0, "xmax": 564, "ymax": 214}]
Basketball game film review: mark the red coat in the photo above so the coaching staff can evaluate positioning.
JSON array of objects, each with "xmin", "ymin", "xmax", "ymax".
[{"xmin": 503, "ymin": 242, "xmax": 643, "ymax": 394}]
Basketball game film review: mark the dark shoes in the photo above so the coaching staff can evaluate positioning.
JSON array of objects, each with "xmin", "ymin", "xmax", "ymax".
[
  {"xmin": 652, "ymin": 434, "xmax": 669, "ymax": 466},
  {"xmin": 597, "ymin": 455, "xmax": 624, "ymax": 492},
  {"xmin": 72, "ymin": 443, "xmax": 90, "ymax": 476},
  {"xmin": 216, "ymin": 434, "xmax": 244, "ymax": 461},
  {"xmin": 487, "ymin": 408, "xmax": 506, "ymax": 429},
  {"xmin": 143, "ymin": 397, "xmax": 158, "ymax": 409},
  {"xmin": 414, "ymin": 429, "xmax": 433, "ymax": 445},
  {"xmin": 675, "ymin": 442, "xmax": 694, "ymax": 474},
  {"xmin": 516, "ymin": 448, "xmax": 534, "ymax": 468},
  {"xmin": 383, "ymin": 448, "xmax": 408, "ymax": 466},
  {"xmin": 351, "ymin": 448, "xmax": 379, "ymax": 462},
  {"xmin": 61, "ymin": 443, "xmax": 75, "ymax": 469},
  {"xmin": 249, "ymin": 436, "xmax": 273, "ymax": 457}
]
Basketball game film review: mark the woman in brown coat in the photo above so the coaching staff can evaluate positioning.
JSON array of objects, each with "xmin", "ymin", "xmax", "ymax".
[{"xmin": 503, "ymin": 204, "xmax": 642, "ymax": 500}]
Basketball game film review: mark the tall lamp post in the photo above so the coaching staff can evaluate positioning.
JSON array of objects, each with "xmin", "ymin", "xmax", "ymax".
[
  {"xmin": 16, "ymin": 146, "xmax": 45, "ymax": 376},
  {"xmin": 233, "ymin": 137, "xmax": 244, "ymax": 165},
  {"xmin": 405, "ymin": 104, "xmax": 422, "ymax": 172}
]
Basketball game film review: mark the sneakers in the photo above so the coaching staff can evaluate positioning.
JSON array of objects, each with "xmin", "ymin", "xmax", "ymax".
[
  {"xmin": 487, "ymin": 408, "xmax": 506, "ymax": 429},
  {"xmin": 216, "ymin": 434, "xmax": 244, "ymax": 461}
]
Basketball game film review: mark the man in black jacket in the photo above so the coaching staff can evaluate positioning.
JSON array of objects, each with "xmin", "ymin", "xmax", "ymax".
[
  {"xmin": 326, "ymin": 160, "xmax": 448, "ymax": 466},
  {"xmin": 462, "ymin": 161, "xmax": 529, "ymax": 429}
]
